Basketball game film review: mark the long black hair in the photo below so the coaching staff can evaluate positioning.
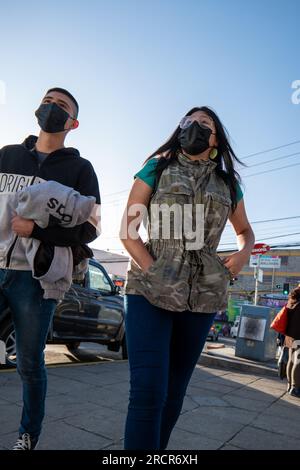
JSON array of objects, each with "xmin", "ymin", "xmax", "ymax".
[{"xmin": 143, "ymin": 106, "xmax": 245, "ymax": 212}]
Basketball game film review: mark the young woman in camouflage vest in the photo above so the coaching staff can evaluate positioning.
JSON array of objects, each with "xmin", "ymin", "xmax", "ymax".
[{"xmin": 120, "ymin": 106, "xmax": 255, "ymax": 449}]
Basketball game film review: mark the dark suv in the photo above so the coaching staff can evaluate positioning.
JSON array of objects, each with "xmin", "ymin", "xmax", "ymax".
[{"xmin": 0, "ymin": 259, "xmax": 126, "ymax": 367}]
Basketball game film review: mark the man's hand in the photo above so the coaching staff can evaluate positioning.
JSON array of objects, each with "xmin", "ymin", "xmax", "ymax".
[{"xmin": 11, "ymin": 215, "xmax": 34, "ymax": 238}]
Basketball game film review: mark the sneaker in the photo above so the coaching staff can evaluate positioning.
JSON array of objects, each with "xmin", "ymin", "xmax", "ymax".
[
  {"xmin": 12, "ymin": 433, "xmax": 39, "ymax": 450},
  {"xmin": 287, "ymin": 382, "xmax": 292, "ymax": 393},
  {"xmin": 289, "ymin": 387, "xmax": 300, "ymax": 398}
]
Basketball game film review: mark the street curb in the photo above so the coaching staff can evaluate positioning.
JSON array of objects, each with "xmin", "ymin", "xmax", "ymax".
[
  {"xmin": 0, "ymin": 358, "xmax": 128, "ymax": 373},
  {"xmin": 199, "ymin": 352, "xmax": 278, "ymax": 378}
]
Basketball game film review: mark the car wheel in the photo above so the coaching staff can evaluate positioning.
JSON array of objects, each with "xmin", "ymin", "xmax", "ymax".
[
  {"xmin": 0, "ymin": 319, "xmax": 17, "ymax": 368},
  {"xmin": 66, "ymin": 342, "xmax": 81, "ymax": 353},
  {"xmin": 121, "ymin": 335, "xmax": 128, "ymax": 360}
]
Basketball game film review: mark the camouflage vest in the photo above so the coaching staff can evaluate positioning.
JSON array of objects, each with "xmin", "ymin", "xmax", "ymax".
[{"xmin": 124, "ymin": 151, "xmax": 232, "ymax": 313}]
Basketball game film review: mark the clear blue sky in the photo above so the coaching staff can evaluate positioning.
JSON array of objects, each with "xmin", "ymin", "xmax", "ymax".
[{"xmin": 0, "ymin": 0, "xmax": 299, "ymax": 253}]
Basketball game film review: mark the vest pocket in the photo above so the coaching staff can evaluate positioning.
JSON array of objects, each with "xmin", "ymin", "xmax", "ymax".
[
  {"xmin": 205, "ymin": 191, "xmax": 231, "ymax": 207},
  {"xmin": 142, "ymin": 249, "xmax": 191, "ymax": 310},
  {"xmin": 154, "ymin": 183, "xmax": 193, "ymax": 204},
  {"xmin": 165, "ymin": 182, "xmax": 193, "ymax": 194},
  {"xmin": 216, "ymin": 254, "xmax": 232, "ymax": 279},
  {"xmin": 143, "ymin": 252, "xmax": 164, "ymax": 275},
  {"xmin": 191, "ymin": 252, "xmax": 230, "ymax": 311}
]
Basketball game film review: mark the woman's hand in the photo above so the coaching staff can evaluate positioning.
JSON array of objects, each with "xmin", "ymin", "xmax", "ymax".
[{"xmin": 222, "ymin": 251, "xmax": 249, "ymax": 277}]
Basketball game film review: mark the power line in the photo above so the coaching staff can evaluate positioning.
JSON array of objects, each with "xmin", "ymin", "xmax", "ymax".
[
  {"xmin": 243, "ymin": 151, "xmax": 300, "ymax": 169},
  {"xmin": 240, "ymin": 140, "xmax": 300, "ymax": 160},
  {"xmin": 224, "ymin": 215, "xmax": 300, "ymax": 228},
  {"xmin": 102, "ymin": 189, "xmax": 129, "ymax": 197},
  {"xmin": 257, "ymin": 233, "xmax": 300, "ymax": 241},
  {"xmin": 101, "ymin": 167, "xmax": 300, "ymax": 202},
  {"xmin": 224, "ymin": 228, "xmax": 300, "ymax": 241},
  {"xmin": 99, "ymin": 238, "xmax": 300, "ymax": 254},
  {"xmin": 97, "ymin": 217, "xmax": 300, "ymax": 242},
  {"xmin": 102, "ymin": 215, "xmax": 300, "ymax": 229},
  {"xmin": 101, "ymin": 162, "xmax": 300, "ymax": 202},
  {"xmin": 242, "ymin": 162, "xmax": 300, "ymax": 178},
  {"xmin": 270, "ymin": 242, "xmax": 300, "ymax": 248},
  {"xmin": 245, "ymin": 215, "xmax": 300, "ymax": 225},
  {"xmin": 219, "ymin": 232, "xmax": 300, "ymax": 246},
  {"xmin": 99, "ymin": 230, "xmax": 300, "ymax": 247},
  {"xmin": 100, "ymin": 140, "xmax": 300, "ymax": 199}
]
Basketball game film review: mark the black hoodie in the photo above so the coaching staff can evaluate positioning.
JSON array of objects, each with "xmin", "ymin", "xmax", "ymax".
[{"xmin": 0, "ymin": 135, "xmax": 100, "ymax": 270}]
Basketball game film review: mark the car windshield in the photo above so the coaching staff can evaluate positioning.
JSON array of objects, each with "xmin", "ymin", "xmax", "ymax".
[{"xmin": 89, "ymin": 265, "xmax": 112, "ymax": 292}]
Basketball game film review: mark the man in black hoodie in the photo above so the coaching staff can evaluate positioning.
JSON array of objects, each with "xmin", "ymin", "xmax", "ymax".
[{"xmin": 0, "ymin": 88, "xmax": 101, "ymax": 450}]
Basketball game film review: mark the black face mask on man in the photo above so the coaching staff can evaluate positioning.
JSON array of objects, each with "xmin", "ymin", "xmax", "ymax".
[
  {"xmin": 35, "ymin": 102, "xmax": 72, "ymax": 133},
  {"xmin": 178, "ymin": 121, "xmax": 215, "ymax": 155}
]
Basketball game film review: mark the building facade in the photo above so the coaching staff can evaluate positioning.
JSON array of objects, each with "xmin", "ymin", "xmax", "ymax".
[
  {"xmin": 92, "ymin": 249, "xmax": 129, "ymax": 278},
  {"xmin": 219, "ymin": 248, "xmax": 300, "ymax": 301}
]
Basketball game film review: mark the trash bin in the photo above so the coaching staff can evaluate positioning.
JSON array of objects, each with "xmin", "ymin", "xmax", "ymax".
[{"xmin": 235, "ymin": 304, "xmax": 278, "ymax": 362}]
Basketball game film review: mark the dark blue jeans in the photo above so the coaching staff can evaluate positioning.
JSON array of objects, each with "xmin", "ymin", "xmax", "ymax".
[
  {"xmin": 0, "ymin": 269, "xmax": 57, "ymax": 438},
  {"xmin": 124, "ymin": 294, "xmax": 215, "ymax": 450}
]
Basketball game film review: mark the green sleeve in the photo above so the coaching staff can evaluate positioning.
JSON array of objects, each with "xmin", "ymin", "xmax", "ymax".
[
  {"xmin": 134, "ymin": 158, "xmax": 159, "ymax": 189},
  {"xmin": 236, "ymin": 182, "xmax": 243, "ymax": 203}
]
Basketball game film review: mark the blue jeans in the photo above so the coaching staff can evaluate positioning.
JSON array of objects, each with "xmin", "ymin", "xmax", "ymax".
[
  {"xmin": 0, "ymin": 269, "xmax": 57, "ymax": 438},
  {"xmin": 124, "ymin": 294, "xmax": 215, "ymax": 450}
]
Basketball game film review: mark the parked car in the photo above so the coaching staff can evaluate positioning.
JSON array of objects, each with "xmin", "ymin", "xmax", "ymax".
[
  {"xmin": 0, "ymin": 259, "xmax": 126, "ymax": 367},
  {"xmin": 230, "ymin": 317, "xmax": 240, "ymax": 338},
  {"xmin": 207, "ymin": 324, "xmax": 219, "ymax": 341}
]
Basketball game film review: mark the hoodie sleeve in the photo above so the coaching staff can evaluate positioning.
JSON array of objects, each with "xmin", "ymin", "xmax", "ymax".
[{"xmin": 31, "ymin": 161, "xmax": 101, "ymax": 246}]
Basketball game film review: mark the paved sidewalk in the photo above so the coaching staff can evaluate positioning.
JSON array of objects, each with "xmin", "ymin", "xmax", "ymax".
[{"xmin": 0, "ymin": 360, "xmax": 300, "ymax": 450}]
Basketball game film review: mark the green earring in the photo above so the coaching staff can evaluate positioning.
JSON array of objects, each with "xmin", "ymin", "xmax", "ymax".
[{"xmin": 209, "ymin": 148, "xmax": 218, "ymax": 159}]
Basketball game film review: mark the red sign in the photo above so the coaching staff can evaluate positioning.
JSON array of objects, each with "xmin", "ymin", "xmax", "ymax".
[{"xmin": 251, "ymin": 243, "xmax": 271, "ymax": 255}]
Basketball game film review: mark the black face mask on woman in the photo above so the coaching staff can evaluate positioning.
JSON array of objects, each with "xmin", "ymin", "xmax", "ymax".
[
  {"xmin": 35, "ymin": 102, "xmax": 71, "ymax": 133},
  {"xmin": 178, "ymin": 121, "xmax": 214, "ymax": 155}
]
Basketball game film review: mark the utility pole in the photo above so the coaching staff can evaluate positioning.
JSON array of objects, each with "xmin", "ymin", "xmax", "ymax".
[
  {"xmin": 254, "ymin": 255, "xmax": 261, "ymax": 305},
  {"xmin": 251, "ymin": 243, "xmax": 270, "ymax": 306},
  {"xmin": 271, "ymin": 268, "xmax": 275, "ymax": 293}
]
